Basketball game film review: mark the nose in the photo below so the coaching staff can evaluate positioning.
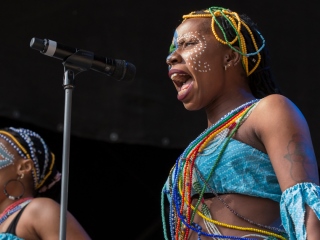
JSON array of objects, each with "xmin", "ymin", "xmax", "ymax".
[{"xmin": 166, "ymin": 50, "xmax": 182, "ymax": 67}]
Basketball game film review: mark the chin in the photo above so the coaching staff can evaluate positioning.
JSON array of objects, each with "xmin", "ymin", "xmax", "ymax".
[{"xmin": 183, "ymin": 103, "xmax": 201, "ymax": 111}]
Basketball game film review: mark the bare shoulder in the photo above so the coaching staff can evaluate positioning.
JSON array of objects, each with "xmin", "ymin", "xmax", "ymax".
[
  {"xmin": 18, "ymin": 197, "xmax": 91, "ymax": 240},
  {"xmin": 24, "ymin": 197, "xmax": 60, "ymax": 215},
  {"xmin": 233, "ymin": 94, "xmax": 305, "ymax": 153},
  {"xmin": 27, "ymin": 197, "xmax": 59, "ymax": 206},
  {"xmin": 252, "ymin": 94, "xmax": 308, "ymax": 130},
  {"xmin": 18, "ymin": 197, "xmax": 61, "ymax": 227},
  {"xmin": 255, "ymin": 94, "xmax": 299, "ymax": 114},
  {"xmin": 15, "ymin": 198, "xmax": 61, "ymax": 240}
]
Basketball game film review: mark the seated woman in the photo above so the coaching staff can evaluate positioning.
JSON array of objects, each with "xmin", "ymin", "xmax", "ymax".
[{"xmin": 0, "ymin": 127, "xmax": 91, "ymax": 240}]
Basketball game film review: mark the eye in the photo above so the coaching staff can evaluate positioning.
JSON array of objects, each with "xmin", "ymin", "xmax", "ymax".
[
  {"xmin": 180, "ymin": 39, "xmax": 197, "ymax": 49},
  {"xmin": 185, "ymin": 41, "xmax": 196, "ymax": 47},
  {"xmin": 177, "ymin": 40, "xmax": 185, "ymax": 48},
  {"xmin": 168, "ymin": 39, "xmax": 197, "ymax": 54}
]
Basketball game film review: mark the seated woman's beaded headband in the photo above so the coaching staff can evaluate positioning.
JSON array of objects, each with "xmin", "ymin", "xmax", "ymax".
[{"xmin": 182, "ymin": 6, "xmax": 266, "ymax": 76}]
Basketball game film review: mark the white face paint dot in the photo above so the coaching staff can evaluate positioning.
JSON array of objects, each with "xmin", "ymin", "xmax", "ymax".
[{"xmin": 176, "ymin": 31, "xmax": 211, "ymax": 73}]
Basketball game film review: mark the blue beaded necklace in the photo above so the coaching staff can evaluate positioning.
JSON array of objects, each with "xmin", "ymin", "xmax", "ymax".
[{"xmin": 0, "ymin": 198, "xmax": 32, "ymax": 225}]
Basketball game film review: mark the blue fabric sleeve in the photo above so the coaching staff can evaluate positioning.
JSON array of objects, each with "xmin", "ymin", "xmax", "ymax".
[{"xmin": 280, "ymin": 182, "xmax": 320, "ymax": 240}]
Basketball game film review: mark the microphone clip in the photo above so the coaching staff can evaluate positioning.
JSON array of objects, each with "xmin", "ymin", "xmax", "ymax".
[{"xmin": 63, "ymin": 49, "xmax": 94, "ymax": 76}]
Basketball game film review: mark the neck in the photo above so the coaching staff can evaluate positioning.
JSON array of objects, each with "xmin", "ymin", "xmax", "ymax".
[{"xmin": 206, "ymin": 95, "xmax": 257, "ymax": 127}]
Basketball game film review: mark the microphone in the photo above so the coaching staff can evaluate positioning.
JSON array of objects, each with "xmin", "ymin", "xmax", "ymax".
[{"xmin": 30, "ymin": 37, "xmax": 136, "ymax": 81}]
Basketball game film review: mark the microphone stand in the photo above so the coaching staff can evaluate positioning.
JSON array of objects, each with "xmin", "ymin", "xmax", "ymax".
[{"xmin": 59, "ymin": 50, "xmax": 94, "ymax": 240}]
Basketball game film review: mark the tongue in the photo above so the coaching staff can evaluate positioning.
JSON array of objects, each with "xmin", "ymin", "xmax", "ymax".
[
  {"xmin": 181, "ymin": 79, "xmax": 192, "ymax": 91},
  {"xmin": 177, "ymin": 79, "xmax": 193, "ymax": 101}
]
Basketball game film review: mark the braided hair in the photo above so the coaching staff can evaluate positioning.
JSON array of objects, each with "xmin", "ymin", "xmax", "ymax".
[
  {"xmin": 180, "ymin": 6, "xmax": 282, "ymax": 98},
  {"xmin": 0, "ymin": 127, "xmax": 61, "ymax": 197}
]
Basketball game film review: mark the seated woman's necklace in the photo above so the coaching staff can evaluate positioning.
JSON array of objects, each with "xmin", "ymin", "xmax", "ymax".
[{"xmin": 0, "ymin": 197, "xmax": 33, "ymax": 225}]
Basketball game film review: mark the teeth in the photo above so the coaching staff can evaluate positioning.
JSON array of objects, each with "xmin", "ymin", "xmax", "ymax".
[
  {"xmin": 171, "ymin": 73, "xmax": 178, "ymax": 80},
  {"xmin": 170, "ymin": 73, "xmax": 188, "ymax": 81}
]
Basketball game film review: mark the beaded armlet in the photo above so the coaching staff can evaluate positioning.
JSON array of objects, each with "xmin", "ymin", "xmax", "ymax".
[{"xmin": 280, "ymin": 182, "xmax": 320, "ymax": 240}]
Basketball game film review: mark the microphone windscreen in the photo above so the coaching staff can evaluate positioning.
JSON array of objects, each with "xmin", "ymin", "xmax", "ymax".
[
  {"xmin": 30, "ymin": 38, "xmax": 45, "ymax": 52},
  {"xmin": 113, "ymin": 60, "xmax": 136, "ymax": 81}
]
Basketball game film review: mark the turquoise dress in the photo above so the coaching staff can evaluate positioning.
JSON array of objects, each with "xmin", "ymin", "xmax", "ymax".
[{"xmin": 0, "ymin": 233, "xmax": 23, "ymax": 240}]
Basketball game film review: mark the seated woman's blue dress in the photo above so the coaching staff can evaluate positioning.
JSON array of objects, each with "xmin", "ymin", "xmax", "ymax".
[{"xmin": 0, "ymin": 233, "xmax": 23, "ymax": 240}]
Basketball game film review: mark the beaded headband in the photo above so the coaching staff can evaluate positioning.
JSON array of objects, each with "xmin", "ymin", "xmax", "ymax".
[{"xmin": 180, "ymin": 6, "xmax": 266, "ymax": 76}]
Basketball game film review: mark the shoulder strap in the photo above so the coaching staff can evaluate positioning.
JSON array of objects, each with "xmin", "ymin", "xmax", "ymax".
[{"xmin": 5, "ymin": 204, "xmax": 29, "ymax": 235}]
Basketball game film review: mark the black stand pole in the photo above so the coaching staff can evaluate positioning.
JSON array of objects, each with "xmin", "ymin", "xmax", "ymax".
[{"xmin": 58, "ymin": 50, "xmax": 94, "ymax": 240}]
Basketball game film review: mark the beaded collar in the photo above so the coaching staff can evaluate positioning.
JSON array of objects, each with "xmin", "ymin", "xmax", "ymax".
[{"xmin": 0, "ymin": 198, "xmax": 33, "ymax": 225}]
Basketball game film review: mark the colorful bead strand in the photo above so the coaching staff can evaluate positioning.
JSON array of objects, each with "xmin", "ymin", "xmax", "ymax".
[{"xmin": 167, "ymin": 100, "xmax": 266, "ymax": 239}]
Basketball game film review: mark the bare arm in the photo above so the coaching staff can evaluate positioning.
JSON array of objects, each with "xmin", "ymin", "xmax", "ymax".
[
  {"xmin": 255, "ymin": 94, "xmax": 320, "ymax": 239},
  {"xmin": 17, "ymin": 198, "xmax": 91, "ymax": 240}
]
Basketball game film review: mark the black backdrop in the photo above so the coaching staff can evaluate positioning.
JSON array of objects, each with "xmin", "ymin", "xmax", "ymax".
[{"xmin": 1, "ymin": 1, "xmax": 320, "ymax": 239}]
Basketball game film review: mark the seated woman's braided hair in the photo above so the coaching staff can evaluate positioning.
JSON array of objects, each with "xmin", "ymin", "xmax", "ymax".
[
  {"xmin": 0, "ymin": 127, "xmax": 61, "ymax": 197},
  {"xmin": 175, "ymin": 6, "xmax": 282, "ymax": 98}
]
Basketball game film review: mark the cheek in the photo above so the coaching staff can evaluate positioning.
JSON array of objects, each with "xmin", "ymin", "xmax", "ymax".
[{"xmin": 185, "ymin": 35, "xmax": 211, "ymax": 73}]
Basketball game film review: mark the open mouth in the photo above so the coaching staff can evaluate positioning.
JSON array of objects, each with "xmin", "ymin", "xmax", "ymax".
[
  {"xmin": 171, "ymin": 73, "xmax": 191, "ymax": 86},
  {"xmin": 168, "ymin": 69, "xmax": 194, "ymax": 100},
  {"xmin": 168, "ymin": 69, "xmax": 192, "ymax": 88}
]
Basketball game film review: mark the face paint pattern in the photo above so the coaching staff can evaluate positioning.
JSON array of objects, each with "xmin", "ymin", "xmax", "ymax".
[
  {"xmin": 167, "ymin": 30, "xmax": 211, "ymax": 73},
  {"xmin": 0, "ymin": 142, "xmax": 14, "ymax": 169},
  {"xmin": 167, "ymin": 31, "xmax": 179, "ymax": 70}
]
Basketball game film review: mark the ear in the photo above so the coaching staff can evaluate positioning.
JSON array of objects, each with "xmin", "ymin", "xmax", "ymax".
[
  {"xmin": 17, "ymin": 159, "xmax": 34, "ymax": 175},
  {"xmin": 224, "ymin": 47, "xmax": 242, "ymax": 67}
]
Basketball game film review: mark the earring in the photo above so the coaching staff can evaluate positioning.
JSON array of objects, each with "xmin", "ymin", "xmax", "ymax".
[
  {"xmin": 3, "ymin": 174, "xmax": 25, "ymax": 200},
  {"xmin": 224, "ymin": 63, "xmax": 231, "ymax": 71}
]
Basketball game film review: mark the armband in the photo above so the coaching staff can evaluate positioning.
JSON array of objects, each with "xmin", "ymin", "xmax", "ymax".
[{"xmin": 280, "ymin": 182, "xmax": 320, "ymax": 240}]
